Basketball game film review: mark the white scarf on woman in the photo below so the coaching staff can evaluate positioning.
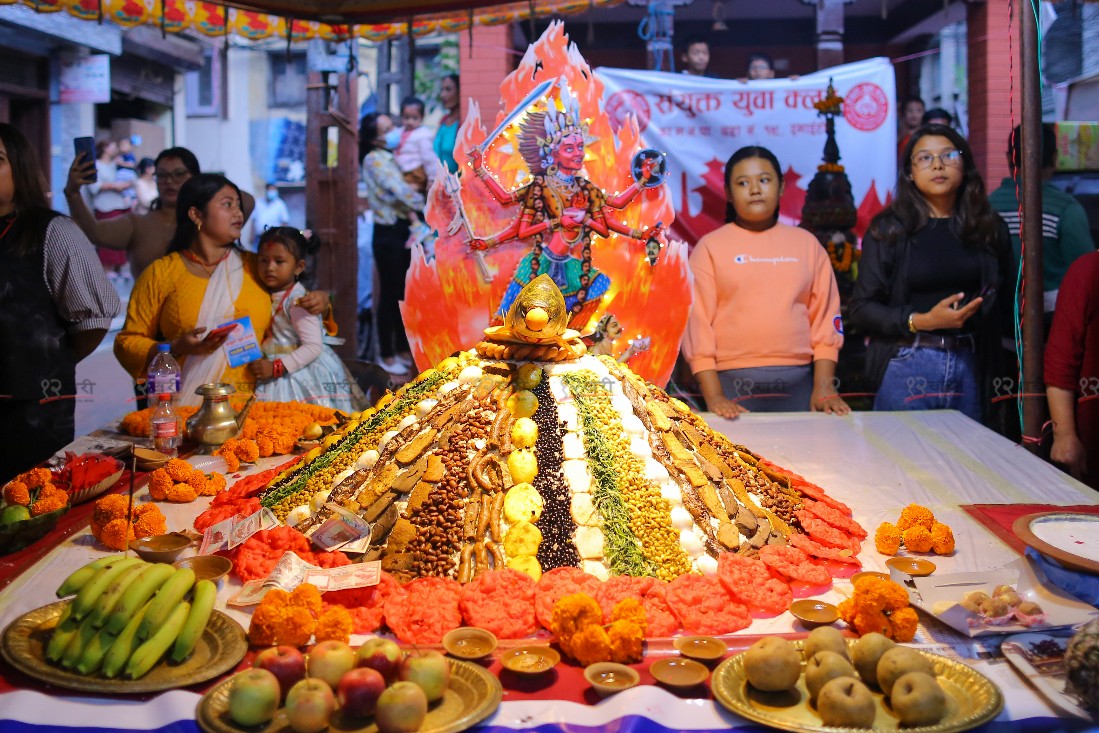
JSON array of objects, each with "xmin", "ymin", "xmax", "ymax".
[{"xmin": 178, "ymin": 249, "xmax": 243, "ymax": 407}]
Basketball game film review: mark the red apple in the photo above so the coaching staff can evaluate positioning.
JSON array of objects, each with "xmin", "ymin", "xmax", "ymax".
[
  {"xmin": 308, "ymin": 640, "xmax": 356, "ymax": 690},
  {"xmin": 227, "ymin": 668, "xmax": 280, "ymax": 727},
  {"xmin": 399, "ymin": 649, "xmax": 450, "ymax": 703},
  {"xmin": 253, "ymin": 645, "xmax": 306, "ymax": 700},
  {"xmin": 375, "ymin": 681, "xmax": 428, "ymax": 733},
  {"xmin": 284, "ymin": 678, "xmax": 336, "ymax": 733},
  {"xmin": 355, "ymin": 637, "xmax": 404, "ymax": 684},
  {"xmin": 337, "ymin": 667, "xmax": 386, "ymax": 718}
]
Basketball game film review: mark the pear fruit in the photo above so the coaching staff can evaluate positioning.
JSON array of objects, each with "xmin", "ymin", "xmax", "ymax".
[
  {"xmin": 804, "ymin": 626, "xmax": 850, "ymax": 662},
  {"xmin": 890, "ymin": 671, "xmax": 947, "ymax": 726},
  {"xmin": 743, "ymin": 637, "xmax": 802, "ymax": 692},
  {"xmin": 877, "ymin": 646, "xmax": 934, "ymax": 697},
  {"xmin": 805, "ymin": 651, "xmax": 856, "ymax": 705},
  {"xmin": 817, "ymin": 676, "xmax": 877, "ymax": 728},
  {"xmin": 851, "ymin": 632, "xmax": 896, "ymax": 688}
]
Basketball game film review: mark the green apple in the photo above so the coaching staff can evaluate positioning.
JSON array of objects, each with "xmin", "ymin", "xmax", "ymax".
[{"xmin": 226, "ymin": 668, "xmax": 280, "ymax": 727}]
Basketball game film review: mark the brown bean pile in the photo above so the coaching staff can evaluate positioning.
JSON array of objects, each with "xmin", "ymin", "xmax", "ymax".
[
  {"xmin": 532, "ymin": 377, "xmax": 581, "ymax": 571},
  {"xmin": 405, "ymin": 399, "xmax": 494, "ymax": 577}
]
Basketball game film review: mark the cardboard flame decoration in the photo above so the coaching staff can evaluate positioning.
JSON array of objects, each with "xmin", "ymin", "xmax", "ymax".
[{"xmin": 402, "ymin": 21, "xmax": 692, "ymax": 387}]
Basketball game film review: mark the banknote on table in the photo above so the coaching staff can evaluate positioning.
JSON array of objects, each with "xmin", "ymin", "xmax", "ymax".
[
  {"xmin": 302, "ymin": 561, "xmax": 381, "ymax": 591},
  {"xmin": 311, "ymin": 503, "xmax": 372, "ymax": 551},
  {"xmin": 228, "ymin": 506, "xmax": 278, "ymax": 549},
  {"xmin": 200, "ymin": 515, "xmax": 235, "ymax": 555},
  {"xmin": 227, "ymin": 551, "xmax": 319, "ymax": 606}
]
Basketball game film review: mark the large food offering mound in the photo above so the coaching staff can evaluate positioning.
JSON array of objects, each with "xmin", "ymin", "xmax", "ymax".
[{"xmin": 259, "ymin": 278, "xmax": 862, "ymax": 589}]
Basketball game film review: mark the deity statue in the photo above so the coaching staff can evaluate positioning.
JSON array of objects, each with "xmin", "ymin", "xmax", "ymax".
[{"xmin": 467, "ymin": 85, "xmax": 665, "ymax": 330}]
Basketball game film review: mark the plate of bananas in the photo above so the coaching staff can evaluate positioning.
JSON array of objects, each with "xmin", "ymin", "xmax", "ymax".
[{"xmin": 1, "ymin": 556, "xmax": 247, "ymax": 693}]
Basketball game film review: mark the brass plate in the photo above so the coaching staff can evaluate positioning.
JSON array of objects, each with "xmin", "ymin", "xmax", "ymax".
[
  {"xmin": 196, "ymin": 658, "xmax": 502, "ymax": 733},
  {"xmin": 712, "ymin": 640, "xmax": 1003, "ymax": 733},
  {"xmin": 1, "ymin": 600, "xmax": 247, "ymax": 694}
]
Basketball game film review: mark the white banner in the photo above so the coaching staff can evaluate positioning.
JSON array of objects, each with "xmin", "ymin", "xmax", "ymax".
[{"xmin": 597, "ymin": 57, "xmax": 897, "ymax": 246}]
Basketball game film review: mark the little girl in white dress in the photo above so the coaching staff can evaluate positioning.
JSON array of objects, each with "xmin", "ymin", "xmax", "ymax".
[{"xmin": 248, "ymin": 227, "xmax": 367, "ymax": 412}]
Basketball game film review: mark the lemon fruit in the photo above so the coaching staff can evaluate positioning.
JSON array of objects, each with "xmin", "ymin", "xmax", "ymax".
[
  {"xmin": 510, "ymin": 417, "xmax": 538, "ymax": 448},
  {"xmin": 506, "ymin": 390, "xmax": 539, "ymax": 418},
  {"xmin": 507, "ymin": 449, "xmax": 538, "ymax": 484}
]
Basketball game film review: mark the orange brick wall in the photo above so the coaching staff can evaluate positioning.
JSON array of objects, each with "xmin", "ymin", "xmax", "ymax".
[
  {"xmin": 459, "ymin": 25, "xmax": 516, "ymax": 131},
  {"xmin": 968, "ymin": 0, "xmax": 1020, "ymax": 186}
]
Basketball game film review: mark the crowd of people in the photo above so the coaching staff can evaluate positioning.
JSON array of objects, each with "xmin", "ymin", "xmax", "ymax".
[{"xmin": 1, "ymin": 66, "xmax": 1096, "ymax": 492}]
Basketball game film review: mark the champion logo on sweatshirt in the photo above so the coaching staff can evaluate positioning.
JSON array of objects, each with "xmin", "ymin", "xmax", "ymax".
[
  {"xmin": 733, "ymin": 254, "xmax": 799, "ymax": 265},
  {"xmin": 833, "ymin": 314, "xmax": 844, "ymax": 334}
]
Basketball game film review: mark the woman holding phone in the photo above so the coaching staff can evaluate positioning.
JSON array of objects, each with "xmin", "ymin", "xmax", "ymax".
[
  {"xmin": 849, "ymin": 124, "xmax": 1011, "ymax": 422},
  {"xmin": 115, "ymin": 174, "xmax": 272, "ymax": 406}
]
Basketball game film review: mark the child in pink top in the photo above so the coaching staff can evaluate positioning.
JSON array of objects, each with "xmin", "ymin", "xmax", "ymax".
[
  {"xmin": 682, "ymin": 146, "xmax": 848, "ymax": 418},
  {"xmin": 393, "ymin": 96, "xmax": 437, "ymax": 193}
]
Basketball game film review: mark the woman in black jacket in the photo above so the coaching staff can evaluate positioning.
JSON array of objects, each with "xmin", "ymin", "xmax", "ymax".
[{"xmin": 849, "ymin": 124, "xmax": 1011, "ymax": 422}]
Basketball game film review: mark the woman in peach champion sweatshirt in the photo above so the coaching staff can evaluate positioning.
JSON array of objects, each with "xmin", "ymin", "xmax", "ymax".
[{"xmin": 682, "ymin": 146, "xmax": 850, "ymax": 418}]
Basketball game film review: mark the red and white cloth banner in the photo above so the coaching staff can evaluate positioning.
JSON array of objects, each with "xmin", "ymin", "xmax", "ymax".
[{"xmin": 597, "ymin": 57, "xmax": 897, "ymax": 247}]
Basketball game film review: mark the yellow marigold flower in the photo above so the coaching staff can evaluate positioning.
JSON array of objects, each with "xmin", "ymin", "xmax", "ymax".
[
  {"xmin": 3, "ymin": 481, "xmax": 30, "ymax": 507},
  {"xmin": 166, "ymin": 482, "xmax": 198, "ymax": 503},
  {"xmin": 148, "ymin": 469, "xmax": 173, "ymax": 501},
  {"xmin": 607, "ymin": 619, "xmax": 644, "ymax": 664},
  {"xmin": 902, "ymin": 525, "xmax": 934, "ymax": 553},
  {"xmin": 207, "ymin": 472, "xmax": 227, "ymax": 493},
  {"xmin": 874, "ymin": 522, "xmax": 901, "ymax": 555},
  {"xmin": 896, "ymin": 504, "xmax": 935, "ymax": 532},
  {"xmin": 610, "ymin": 598, "xmax": 647, "ymax": 637},
  {"xmin": 99, "ymin": 518, "xmax": 136, "ymax": 551},
  {"xmin": 570, "ymin": 624, "xmax": 613, "ymax": 666},
  {"xmin": 274, "ymin": 606, "xmax": 316, "ymax": 648},
  {"xmin": 235, "ymin": 439, "xmax": 260, "ymax": 464},
  {"xmin": 289, "ymin": 583, "xmax": 323, "ymax": 619},
  {"xmin": 165, "ymin": 458, "xmax": 193, "ymax": 483},
  {"xmin": 551, "ymin": 593, "xmax": 603, "ymax": 659},
  {"xmin": 248, "ymin": 603, "xmax": 282, "ymax": 647},
  {"xmin": 313, "ymin": 607, "xmax": 354, "ymax": 644},
  {"xmin": 930, "ymin": 522, "xmax": 955, "ymax": 555}
]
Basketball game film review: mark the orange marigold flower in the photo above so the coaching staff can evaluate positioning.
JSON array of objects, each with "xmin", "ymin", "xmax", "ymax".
[
  {"xmin": 148, "ymin": 470, "xmax": 173, "ymax": 501},
  {"xmin": 217, "ymin": 448, "xmax": 241, "ymax": 473},
  {"xmin": 896, "ymin": 504, "xmax": 935, "ymax": 532},
  {"xmin": 207, "ymin": 472, "xmax": 227, "ymax": 493},
  {"xmin": 165, "ymin": 458, "xmax": 194, "ymax": 483},
  {"xmin": 95, "ymin": 494, "xmax": 129, "ymax": 522},
  {"xmin": 313, "ymin": 607, "xmax": 354, "ymax": 644},
  {"xmin": 186, "ymin": 471, "xmax": 208, "ymax": 494},
  {"xmin": 551, "ymin": 593, "xmax": 603, "ymax": 659},
  {"xmin": 98, "ymin": 518, "xmax": 136, "ymax": 551},
  {"xmin": 134, "ymin": 511, "xmax": 167, "ymax": 538},
  {"xmin": 289, "ymin": 583, "xmax": 323, "ymax": 618},
  {"xmin": 610, "ymin": 598, "xmax": 647, "ymax": 637},
  {"xmin": 874, "ymin": 522, "xmax": 901, "ymax": 555},
  {"xmin": 606, "ymin": 619, "xmax": 644, "ymax": 664},
  {"xmin": 902, "ymin": 525, "xmax": 934, "ymax": 553},
  {"xmin": 133, "ymin": 502, "xmax": 160, "ymax": 517},
  {"xmin": 30, "ymin": 494, "xmax": 67, "ymax": 516},
  {"xmin": 248, "ymin": 603, "xmax": 282, "ymax": 647},
  {"xmin": 19, "ymin": 468, "xmax": 52, "ymax": 490},
  {"xmin": 235, "ymin": 440, "xmax": 260, "ymax": 464},
  {"xmin": 274, "ymin": 606, "xmax": 316, "ymax": 648},
  {"xmin": 841, "ymin": 575, "xmax": 916, "ymax": 641},
  {"xmin": 256, "ymin": 436, "xmax": 275, "ymax": 458},
  {"xmin": 273, "ymin": 434, "xmax": 296, "ymax": 455},
  {"xmin": 38, "ymin": 483, "xmax": 69, "ymax": 503},
  {"xmin": 262, "ymin": 588, "xmax": 291, "ymax": 610},
  {"xmin": 570, "ymin": 624, "xmax": 613, "ymax": 666},
  {"xmin": 930, "ymin": 522, "xmax": 955, "ymax": 555},
  {"xmin": 166, "ymin": 482, "xmax": 198, "ymax": 503},
  {"xmin": 3, "ymin": 481, "xmax": 30, "ymax": 507}
]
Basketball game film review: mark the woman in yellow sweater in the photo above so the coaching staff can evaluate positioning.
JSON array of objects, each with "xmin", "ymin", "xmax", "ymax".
[
  {"xmin": 682, "ymin": 146, "xmax": 849, "ymax": 418},
  {"xmin": 115, "ymin": 174, "xmax": 270, "ymax": 406}
]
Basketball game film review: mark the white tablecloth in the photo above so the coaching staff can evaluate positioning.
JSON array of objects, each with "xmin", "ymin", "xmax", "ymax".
[{"xmin": 1, "ymin": 411, "xmax": 1096, "ymax": 732}]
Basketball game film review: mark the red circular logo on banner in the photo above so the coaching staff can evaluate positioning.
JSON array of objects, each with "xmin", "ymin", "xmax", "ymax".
[
  {"xmin": 843, "ymin": 83, "xmax": 888, "ymax": 132},
  {"xmin": 606, "ymin": 90, "xmax": 651, "ymax": 134}
]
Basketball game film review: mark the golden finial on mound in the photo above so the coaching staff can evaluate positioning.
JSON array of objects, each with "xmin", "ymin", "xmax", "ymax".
[{"xmin": 476, "ymin": 275, "xmax": 587, "ymax": 362}]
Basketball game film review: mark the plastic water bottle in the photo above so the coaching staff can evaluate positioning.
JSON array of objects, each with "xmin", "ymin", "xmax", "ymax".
[
  {"xmin": 146, "ymin": 343, "xmax": 180, "ymax": 397},
  {"xmin": 150, "ymin": 393, "xmax": 181, "ymax": 457}
]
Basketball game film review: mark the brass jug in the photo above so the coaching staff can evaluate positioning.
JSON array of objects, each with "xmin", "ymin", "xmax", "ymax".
[{"xmin": 184, "ymin": 383, "xmax": 255, "ymax": 448}]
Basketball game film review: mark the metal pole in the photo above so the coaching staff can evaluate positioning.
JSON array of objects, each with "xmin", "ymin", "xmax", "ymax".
[{"xmin": 1020, "ymin": 0, "xmax": 1045, "ymax": 452}]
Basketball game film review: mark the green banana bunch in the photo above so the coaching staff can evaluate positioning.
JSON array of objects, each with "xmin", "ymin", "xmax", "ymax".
[
  {"xmin": 102, "ymin": 603, "xmax": 151, "ymax": 679},
  {"xmin": 87, "ymin": 563, "xmax": 147, "ymax": 628},
  {"xmin": 56, "ymin": 556, "xmax": 116, "ymax": 598},
  {"xmin": 75, "ymin": 625, "xmax": 118, "ymax": 676},
  {"xmin": 45, "ymin": 604, "xmax": 79, "ymax": 663},
  {"xmin": 170, "ymin": 579, "xmax": 216, "ymax": 663},
  {"xmin": 70, "ymin": 557, "xmax": 145, "ymax": 620},
  {"xmin": 138, "ymin": 567, "xmax": 195, "ymax": 640},
  {"xmin": 125, "ymin": 602, "xmax": 190, "ymax": 679},
  {"xmin": 60, "ymin": 616, "xmax": 100, "ymax": 670},
  {"xmin": 105, "ymin": 563, "xmax": 174, "ymax": 635}
]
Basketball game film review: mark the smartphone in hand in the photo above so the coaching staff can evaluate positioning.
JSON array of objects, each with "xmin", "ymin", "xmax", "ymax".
[
  {"xmin": 203, "ymin": 323, "xmax": 237, "ymax": 342},
  {"xmin": 73, "ymin": 137, "xmax": 97, "ymax": 182},
  {"xmin": 957, "ymin": 284, "xmax": 997, "ymax": 309}
]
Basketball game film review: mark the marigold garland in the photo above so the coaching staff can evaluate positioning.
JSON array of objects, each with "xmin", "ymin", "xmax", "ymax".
[
  {"xmin": 147, "ymin": 463, "xmax": 226, "ymax": 503},
  {"xmin": 551, "ymin": 592, "xmax": 645, "ymax": 665},
  {"xmin": 246, "ymin": 582, "xmax": 351, "ymax": 647}
]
